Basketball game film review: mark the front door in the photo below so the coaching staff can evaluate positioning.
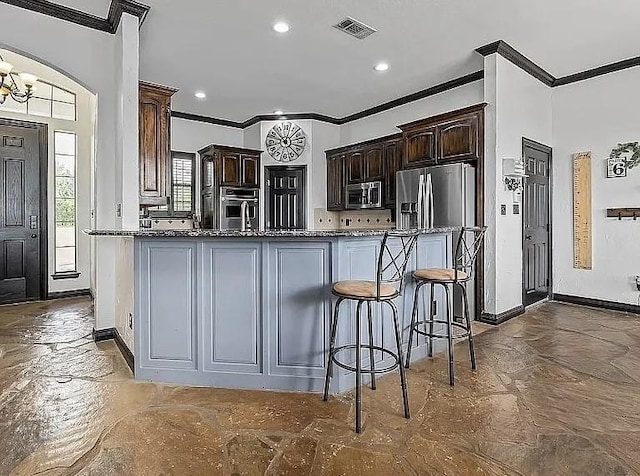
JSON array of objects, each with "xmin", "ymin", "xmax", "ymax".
[
  {"xmin": 266, "ymin": 167, "xmax": 305, "ymax": 230},
  {"xmin": 0, "ymin": 122, "xmax": 44, "ymax": 304},
  {"xmin": 523, "ymin": 139, "xmax": 551, "ymax": 306}
]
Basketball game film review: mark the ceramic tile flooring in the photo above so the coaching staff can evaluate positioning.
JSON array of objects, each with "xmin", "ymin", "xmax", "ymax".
[{"xmin": 1, "ymin": 297, "xmax": 639, "ymax": 475}]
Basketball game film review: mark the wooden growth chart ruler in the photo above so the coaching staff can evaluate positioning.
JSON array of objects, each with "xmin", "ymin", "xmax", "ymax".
[{"xmin": 572, "ymin": 151, "xmax": 592, "ymax": 269}]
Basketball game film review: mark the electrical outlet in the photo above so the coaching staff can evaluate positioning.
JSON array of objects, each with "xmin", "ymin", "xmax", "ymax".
[
  {"xmin": 513, "ymin": 204, "xmax": 520, "ymax": 215},
  {"xmin": 128, "ymin": 313, "xmax": 133, "ymax": 329},
  {"xmin": 116, "ymin": 203, "xmax": 122, "ymax": 218},
  {"xmin": 635, "ymin": 276, "xmax": 640, "ymax": 291},
  {"xmin": 500, "ymin": 204, "xmax": 507, "ymax": 215}
]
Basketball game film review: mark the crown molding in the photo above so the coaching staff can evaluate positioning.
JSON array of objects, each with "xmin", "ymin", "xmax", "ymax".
[
  {"xmin": 476, "ymin": 40, "xmax": 555, "ymax": 86},
  {"xmin": 0, "ymin": 0, "xmax": 150, "ymax": 33},
  {"xmin": 554, "ymin": 55, "xmax": 640, "ymax": 87},
  {"xmin": 172, "ymin": 70, "xmax": 485, "ymax": 130},
  {"xmin": 476, "ymin": 39, "xmax": 640, "ymax": 88}
]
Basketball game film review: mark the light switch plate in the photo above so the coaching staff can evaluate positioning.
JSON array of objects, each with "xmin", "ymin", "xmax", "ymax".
[
  {"xmin": 500, "ymin": 204, "xmax": 507, "ymax": 215},
  {"xmin": 513, "ymin": 204, "xmax": 520, "ymax": 215}
]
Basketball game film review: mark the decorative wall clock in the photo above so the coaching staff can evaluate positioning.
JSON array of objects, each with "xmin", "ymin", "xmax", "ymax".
[{"xmin": 265, "ymin": 122, "xmax": 307, "ymax": 162}]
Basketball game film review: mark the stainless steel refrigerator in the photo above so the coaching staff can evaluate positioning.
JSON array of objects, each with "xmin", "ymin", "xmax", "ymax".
[{"xmin": 396, "ymin": 163, "xmax": 476, "ymax": 319}]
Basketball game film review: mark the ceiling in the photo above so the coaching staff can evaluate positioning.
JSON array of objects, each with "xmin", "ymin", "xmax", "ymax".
[{"xmin": 55, "ymin": 0, "xmax": 640, "ymax": 121}]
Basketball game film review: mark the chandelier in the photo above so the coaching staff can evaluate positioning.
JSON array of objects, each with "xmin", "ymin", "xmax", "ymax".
[{"xmin": 0, "ymin": 54, "xmax": 38, "ymax": 105}]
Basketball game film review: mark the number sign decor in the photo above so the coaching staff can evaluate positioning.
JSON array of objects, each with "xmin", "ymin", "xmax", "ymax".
[
  {"xmin": 265, "ymin": 122, "xmax": 307, "ymax": 162},
  {"xmin": 608, "ymin": 142, "xmax": 640, "ymax": 176},
  {"xmin": 607, "ymin": 157, "xmax": 627, "ymax": 178}
]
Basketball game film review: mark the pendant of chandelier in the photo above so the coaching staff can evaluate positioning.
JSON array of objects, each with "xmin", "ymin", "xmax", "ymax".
[{"xmin": 0, "ymin": 54, "xmax": 38, "ymax": 105}]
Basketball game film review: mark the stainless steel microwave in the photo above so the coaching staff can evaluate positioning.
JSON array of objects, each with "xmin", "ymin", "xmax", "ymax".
[{"xmin": 345, "ymin": 181, "xmax": 382, "ymax": 209}]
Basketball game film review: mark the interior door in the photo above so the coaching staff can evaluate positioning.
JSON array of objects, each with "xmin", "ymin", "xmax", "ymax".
[
  {"xmin": 267, "ymin": 167, "xmax": 305, "ymax": 230},
  {"xmin": 523, "ymin": 139, "xmax": 551, "ymax": 306},
  {"xmin": 0, "ymin": 123, "xmax": 43, "ymax": 304}
]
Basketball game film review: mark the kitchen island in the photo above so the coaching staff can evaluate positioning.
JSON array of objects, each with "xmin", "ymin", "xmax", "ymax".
[{"xmin": 86, "ymin": 228, "xmax": 456, "ymax": 393}]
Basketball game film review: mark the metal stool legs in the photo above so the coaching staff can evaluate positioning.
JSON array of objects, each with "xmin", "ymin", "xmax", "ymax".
[
  {"xmin": 323, "ymin": 297, "xmax": 410, "ymax": 433},
  {"xmin": 459, "ymin": 283, "xmax": 476, "ymax": 370},
  {"xmin": 323, "ymin": 297, "xmax": 343, "ymax": 402},
  {"xmin": 387, "ymin": 300, "xmax": 410, "ymax": 419},
  {"xmin": 366, "ymin": 301, "xmax": 376, "ymax": 390},
  {"xmin": 443, "ymin": 284, "xmax": 455, "ymax": 386},
  {"xmin": 405, "ymin": 280, "xmax": 476, "ymax": 386}
]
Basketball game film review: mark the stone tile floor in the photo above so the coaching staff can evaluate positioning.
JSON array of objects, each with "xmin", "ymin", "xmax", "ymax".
[{"xmin": 1, "ymin": 297, "xmax": 639, "ymax": 475}]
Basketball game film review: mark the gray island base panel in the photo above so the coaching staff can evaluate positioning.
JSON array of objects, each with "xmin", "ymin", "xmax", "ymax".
[{"xmin": 88, "ymin": 229, "xmax": 455, "ymax": 394}]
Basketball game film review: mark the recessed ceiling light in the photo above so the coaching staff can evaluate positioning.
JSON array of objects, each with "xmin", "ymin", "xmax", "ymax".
[
  {"xmin": 374, "ymin": 62, "xmax": 389, "ymax": 72},
  {"xmin": 274, "ymin": 110, "xmax": 284, "ymax": 116},
  {"xmin": 273, "ymin": 22, "xmax": 290, "ymax": 33},
  {"xmin": 195, "ymin": 91, "xmax": 206, "ymax": 99}
]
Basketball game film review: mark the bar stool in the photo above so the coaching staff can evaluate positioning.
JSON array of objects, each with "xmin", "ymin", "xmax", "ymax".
[
  {"xmin": 404, "ymin": 226, "xmax": 487, "ymax": 386},
  {"xmin": 323, "ymin": 230, "xmax": 419, "ymax": 433}
]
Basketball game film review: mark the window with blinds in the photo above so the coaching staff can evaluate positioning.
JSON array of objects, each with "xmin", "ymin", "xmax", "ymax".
[
  {"xmin": 148, "ymin": 151, "xmax": 195, "ymax": 217},
  {"xmin": 172, "ymin": 156, "xmax": 193, "ymax": 212}
]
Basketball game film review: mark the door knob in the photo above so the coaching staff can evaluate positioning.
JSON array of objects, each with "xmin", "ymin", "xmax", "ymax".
[
  {"xmin": 31, "ymin": 234, "xmax": 38, "ymax": 239},
  {"xmin": 525, "ymin": 235, "xmax": 532, "ymax": 240}
]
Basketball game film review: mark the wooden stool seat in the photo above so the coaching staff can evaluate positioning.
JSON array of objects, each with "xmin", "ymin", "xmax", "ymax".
[
  {"xmin": 413, "ymin": 268, "xmax": 468, "ymax": 282},
  {"xmin": 332, "ymin": 280, "xmax": 398, "ymax": 299}
]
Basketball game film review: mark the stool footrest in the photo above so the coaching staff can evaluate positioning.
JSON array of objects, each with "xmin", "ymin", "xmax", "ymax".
[
  {"xmin": 330, "ymin": 344, "xmax": 400, "ymax": 375},
  {"xmin": 410, "ymin": 319, "xmax": 471, "ymax": 339}
]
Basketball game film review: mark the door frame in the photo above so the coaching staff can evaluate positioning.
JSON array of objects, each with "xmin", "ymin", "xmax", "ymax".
[
  {"xmin": 264, "ymin": 165, "xmax": 307, "ymax": 230},
  {"xmin": 0, "ymin": 117, "xmax": 49, "ymax": 301},
  {"xmin": 521, "ymin": 137, "xmax": 553, "ymax": 307}
]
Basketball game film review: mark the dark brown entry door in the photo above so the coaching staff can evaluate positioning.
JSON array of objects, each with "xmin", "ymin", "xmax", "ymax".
[
  {"xmin": 266, "ymin": 167, "xmax": 305, "ymax": 230},
  {"xmin": 523, "ymin": 139, "xmax": 551, "ymax": 306},
  {"xmin": 0, "ymin": 124, "xmax": 42, "ymax": 304}
]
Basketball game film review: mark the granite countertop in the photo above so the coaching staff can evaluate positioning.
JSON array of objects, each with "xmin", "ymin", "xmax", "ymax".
[{"xmin": 83, "ymin": 227, "xmax": 461, "ymax": 238}]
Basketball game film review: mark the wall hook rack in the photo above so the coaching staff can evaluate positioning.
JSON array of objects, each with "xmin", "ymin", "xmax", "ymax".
[{"xmin": 606, "ymin": 208, "xmax": 640, "ymax": 220}]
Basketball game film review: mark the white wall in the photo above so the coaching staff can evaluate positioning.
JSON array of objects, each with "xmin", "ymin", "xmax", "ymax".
[
  {"xmin": 171, "ymin": 117, "xmax": 243, "ymax": 153},
  {"xmin": 483, "ymin": 54, "xmax": 553, "ymax": 315},
  {"xmin": 0, "ymin": 4, "xmax": 137, "ymax": 332},
  {"xmin": 0, "ymin": 49, "xmax": 94, "ymax": 295},
  {"xmin": 552, "ymin": 67, "xmax": 640, "ymax": 305},
  {"xmin": 339, "ymin": 80, "xmax": 484, "ymax": 145}
]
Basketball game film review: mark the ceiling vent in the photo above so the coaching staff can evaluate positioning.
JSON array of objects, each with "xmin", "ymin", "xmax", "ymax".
[{"xmin": 333, "ymin": 17, "xmax": 377, "ymax": 40}]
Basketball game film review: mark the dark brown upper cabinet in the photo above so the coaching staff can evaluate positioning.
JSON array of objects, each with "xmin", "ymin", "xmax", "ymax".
[
  {"xmin": 438, "ymin": 115, "xmax": 479, "ymax": 163},
  {"xmin": 399, "ymin": 103, "xmax": 486, "ymax": 169},
  {"xmin": 383, "ymin": 138, "xmax": 403, "ymax": 208},
  {"xmin": 241, "ymin": 154, "xmax": 260, "ymax": 187},
  {"xmin": 346, "ymin": 151, "xmax": 364, "ymax": 184},
  {"xmin": 198, "ymin": 144, "xmax": 262, "ymax": 189},
  {"xmin": 365, "ymin": 146, "xmax": 384, "ymax": 181},
  {"xmin": 220, "ymin": 151, "xmax": 241, "ymax": 185},
  {"xmin": 326, "ymin": 133, "xmax": 402, "ymax": 211},
  {"xmin": 326, "ymin": 153, "xmax": 345, "ymax": 211},
  {"xmin": 139, "ymin": 81, "xmax": 178, "ymax": 206},
  {"xmin": 403, "ymin": 127, "xmax": 437, "ymax": 169}
]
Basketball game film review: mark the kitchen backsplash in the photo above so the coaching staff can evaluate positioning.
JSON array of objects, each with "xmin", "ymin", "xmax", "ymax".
[
  {"xmin": 314, "ymin": 208, "xmax": 394, "ymax": 230},
  {"xmin": 147, "ymin": 218, "xmax": 194, "ymax": 230}
]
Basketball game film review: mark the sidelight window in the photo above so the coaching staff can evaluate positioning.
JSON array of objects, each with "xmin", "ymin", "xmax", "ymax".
[{"xmin": 53, "ymin": 131, "xmax": 77, "ymax": 275}]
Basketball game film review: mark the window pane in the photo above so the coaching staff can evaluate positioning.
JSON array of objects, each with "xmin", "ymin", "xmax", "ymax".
[
  {"xmin": 1, "ymin": 96, "xmax": 27, "ymax": 114},
  {"xmin": 55, "ymin": 224, "xmax": 76, "ymax": 247},
  {"xmin": 55, "ymin": 247, "xmax": 76, "ymax": 273},
  {"xmin": 55, "ymin": 155, "xmax": 75, "ymax": 177},
  {"xmin": 55, "ymin": 198, "xmax": 75, "ymax": 225},
  {"xmin": 33, "ymin": 82, "xmax": 52, "ymax": 100},
  {"xmin": 55, "ymin": 177, "xmax": 75, "ymax": 198},
  {"xmin": 26, "ymin": 97, "xmax": 52, "ymax": 117},
  {"xmin": 54, "ymin": 131, "xmax": 76, "ymax": 155},
  {"xmin": 53, "ymin": 101, "xmax": 76, "ymax": 121},
  {"xmin": 53, "ymin": 86, "xmax": 75, "ymax": 103}
]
